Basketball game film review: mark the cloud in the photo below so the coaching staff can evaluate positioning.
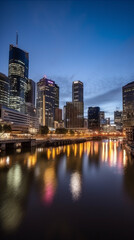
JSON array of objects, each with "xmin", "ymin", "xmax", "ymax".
[
  {"xmin": 84, "ymin": 87, "xmax": 122, "ymax": 106},
  {"xmin": 49, "ymin": 74, "xmax": 76, "ymax": 105}
]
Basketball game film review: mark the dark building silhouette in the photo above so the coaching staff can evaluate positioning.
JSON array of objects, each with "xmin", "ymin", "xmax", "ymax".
[
  {"xmin": 123, "ymin": 82, "xmax": 134, "ymax": 142},
  {"xmin": 65, "ymin": 101, "xmax": 84, "ymax": 128},
  {"xmin": 114, "ymin": 111, "xmax": 123, "ymax": 131},
  {"xmin": 26, "ymin": 79, "xmax": 35, "ymax": 106},
  {"xmin": 55, "ymin": 84, "xmax": 59, "ymax": 108},
  {"xmin": 88, "ymin": 107, "xmax": 100, "ymax": 130},
  {"xmin": 72, "ymin": 81, "xmax": 83, "ymax": 102},
  {"xmin": 54, "ymin": 108, "xmax": 62, "ymax": 122},
  {"xmin": 64, "ymin": 80, "xmax": 84, "ymax": 128},
  {"xmin": 8, "ymin": 44, "xmax": 29, "ymax": 112},
  {"xmin": 0, "ymin": 73, "xmax": 9, "ymax": 107}
]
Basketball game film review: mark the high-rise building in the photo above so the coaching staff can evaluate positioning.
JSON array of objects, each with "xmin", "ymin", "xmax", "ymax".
[
  {"xmin": 72, "ymin": 81, "xmax": 83, "ymax": 102},
  {"xmin": 122, "ymin": 82, "xmax": 134, "ymax": 141},
  {"xmin": 24, "ymin": 78, "xmax": 36, "ymax": 117},
  {"xmin": 54, "ymin": 108, "xmax": 62, "ymax": 122},
  {"xmin": 8, "ymin": 44, "xmax": 29, "ymax": 112},
  {"xmin": 26, "ymin": 79, "xmax": 35, "ymax": 106},
  {"xmin": 37, "ymin": 76, "xmax": 59, "ymax": 128},
  {"xmin": 64, "ymin": 80, "xmax": 84, "ymax": 128},
  {"xmin": 0, "ymin": 73, "xmax": 9, "ymax": 107},
  {"xmin": 114, "ymin": 111, "xmax": 123, "ymax": 131},
  {"xmin": 100, "ymin": 111, "xmax": 105, "ymax": 122},
  {"xmin": 55, "ymin": 84, "xmax": 59, "ymax": 108},
  {"xmin": 65, "ymin": 102, "xmax": 84, "ymax": 128},
  {"xmin": 88, "ymin": 107, "xmax": 100, "ymax": 131}
]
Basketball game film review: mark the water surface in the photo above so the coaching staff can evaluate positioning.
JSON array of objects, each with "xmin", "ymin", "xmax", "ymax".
[{"xmin": 0, "ymin": 140, "xmax": 134, "ymax": 239}]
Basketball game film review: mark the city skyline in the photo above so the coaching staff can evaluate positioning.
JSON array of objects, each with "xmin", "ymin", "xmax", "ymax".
[{"xmin": 1, "ymin": 0, "xmax": 134, "ymax": 120}]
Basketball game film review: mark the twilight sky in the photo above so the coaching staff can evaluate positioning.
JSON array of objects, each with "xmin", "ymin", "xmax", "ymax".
[{"xmin": 1, "ymin": 0, "xmax": 134, "ymax": 121}]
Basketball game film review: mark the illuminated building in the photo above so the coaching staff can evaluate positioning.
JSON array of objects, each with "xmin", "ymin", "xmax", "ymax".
[
  {"xmin": 0, "ymin": 73, "xmax": 9, "ymax": 107},
  {"xmin": 37, "ymin": 76, "xmax": 59, "ymax": 128},
  {"xmin": 114, "ymin": 111, "xmax": 123, "ymax": 131},
  {"xmin": 88, "ymin": 107, "xmax": 100, "ymax": 130},
  {"xmin": 123, "ymin": 82, "xmax": 134, "ymax": 142},
  {"xmin": 8, "ymin": 44, "xmax": 29, "ymax": 112},
  {"xmin": 0, "ymin": 105, "xmax": 39, "ymax": 131}
]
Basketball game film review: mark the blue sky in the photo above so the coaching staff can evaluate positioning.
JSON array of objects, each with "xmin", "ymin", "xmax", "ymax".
[{"xmin": 1, "ymin": 0, "xmax": 134, "ymax": 120}]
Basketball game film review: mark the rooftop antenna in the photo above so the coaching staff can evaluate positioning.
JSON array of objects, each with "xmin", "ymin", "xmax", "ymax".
[{"xmin": 16, "ymin": 32, "xmax": 18, "ymax": 47}]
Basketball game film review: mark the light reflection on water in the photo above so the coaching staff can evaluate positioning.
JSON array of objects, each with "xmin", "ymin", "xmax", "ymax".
[{"xmin": 0, "ymin": 139, "xmax": 134, "ymax": 239}]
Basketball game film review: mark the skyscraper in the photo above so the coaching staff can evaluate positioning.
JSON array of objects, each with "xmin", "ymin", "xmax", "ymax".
[
  {"xmin": 26, "ymin": 79, "xmax": 35, "ymax": 106},
  {"xmin": 65, "ymin": 102, "xmax": 84, "ymax": 128},
  {"xmin": 8, "ymin": 44, "xmax": 29, "ymax": 112},
  {"xmin": 37, "ymin": 76, "xmax": 59, "ymax": 128},
  {"xmin": 0, "ymin": 73, "xmax": 9, "ymax": 107},
  {"xmin": 64, "ymin": 80, "xmax": 84, "ymax": 128},
  {"xmin": 72, "ymin": 81, "xmax": 83, "ymax": 102},
  {"xmin": 55, "ymin": 84, "xmax": 59, "ymax": 108},
  {"xmin": 122, "ymin": 82, "xmax": 134, "ymax": 141},
  {"xmin": 88, "ymin": 107, "xmax": 100, "ymax": 131},
  {"xmin": 114, "ymin": 111, "xmax": 123, "ymax": 131}
]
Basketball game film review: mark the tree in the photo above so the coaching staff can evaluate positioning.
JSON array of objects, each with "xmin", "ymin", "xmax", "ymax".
[
  {"xmin": 70, "ymin": 129, "xmax": 75, "ymax": 135},
  {"xmin": 0, "ymin": 125, "xmax": 2, "ymax": 133},
  {"xmin": 39, "ymin": 125, "xmax": 49, "ymax": 134},
  {"xmin": 55, "ymin": 128, "xmax": 68, "ymax": 134},
  {"xmin": 3, "ymin": 124, "xmax": 12, "ymax": 133}
]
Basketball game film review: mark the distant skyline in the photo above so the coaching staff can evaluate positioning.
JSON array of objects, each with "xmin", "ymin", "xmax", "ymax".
[{"xmin": 1, "ymin": 0, "xmax": 134, "ymax": 121}]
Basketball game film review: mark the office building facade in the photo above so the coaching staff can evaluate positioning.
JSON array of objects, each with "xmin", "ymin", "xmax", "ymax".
[
  {"xmin": 72, "ymin": 81, "xmax": 83, "ymax": 102},
  {"xmin": 114, "ymin": 111, "xmax": 123, "ymax": 131},
  {"xmin": 37, "ymin": 76, "xmax": 59, "ymax": 128},
  {"xmin": 55, "ymin": 84, "xmax": 59, "ymax": 108},
  {"xmin": 26, "ymin": 78, "xmax": 35, "ymax": 106},
  {"xmin": 88, "ymin": 107, "xmax": 100, "ymax": 131},
  {"xmin": 123, "ymin": 82, "xmax": 134, "ymax": 141},
  {"xmin": 65, "ymin": 101, "xmax": 84, "ymax": 128},
  {"xmin": 64, "ymin": 80, "xmax": 84, "ymax": 128},
  {"xmin": 8, "ymin": 44, "xmax": 29, "ymax": 112},
  {"xmin": 0, "ymin": 105, "xmax": 39, "ymax": 132},
  {"xmin": 54, "ymin": 108, "xmax": 62, "ymax": 122},
  {"xmin": 0, "ymin": 73, "xmax": 9, "ymax": 107}
]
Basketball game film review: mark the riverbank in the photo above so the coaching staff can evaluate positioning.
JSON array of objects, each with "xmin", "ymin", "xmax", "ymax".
[{"xmin": 0, "ymin": 135, "xmax": 124, "ymax": 152}]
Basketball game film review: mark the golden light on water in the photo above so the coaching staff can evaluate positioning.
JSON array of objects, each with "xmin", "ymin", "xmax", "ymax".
[
  {"xmin": 67, "ymin": 145, "xmax": 70, "ymax": 157},
  {"xmin": 52, "ymin": 148, "xmax": 55, "ymax": 159},
  {"xmin": 47, "ymin": 149, "xmax": 51, "ymax": 159},
  {"xmin": 74, "ymin": 144, "xmax": 77, "ymax": 157},
  {"xmin": 27, "ymin": 153, "xmax": 37, "ymax": 168}
]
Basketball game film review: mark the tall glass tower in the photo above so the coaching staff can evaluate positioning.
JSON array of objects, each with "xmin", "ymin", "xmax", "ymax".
[
  {"xmin": 0, "ymin": 73, "xmax": 9, "ymax": 107},
  {"xmin": 8, "ymin": 44, "xmax": 29, "ymax": 112}
]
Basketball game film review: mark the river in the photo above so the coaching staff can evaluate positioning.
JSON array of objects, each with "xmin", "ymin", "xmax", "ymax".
[{"xmin": 0, "ymin": 139, "xmax": 134, "ymax": 239}]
